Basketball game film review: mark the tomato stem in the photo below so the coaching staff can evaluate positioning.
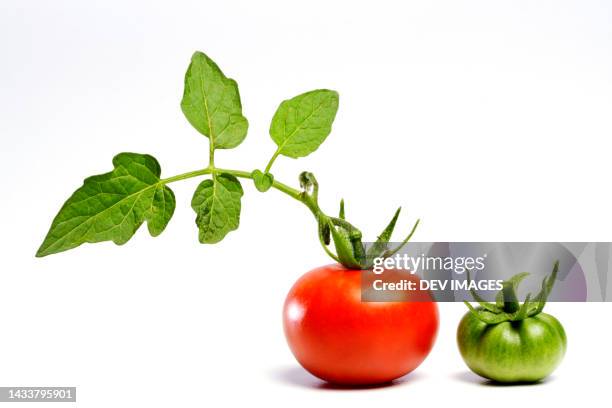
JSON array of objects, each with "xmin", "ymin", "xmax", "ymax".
[{"xmin": 161, "ymin": 165, "xmax": 365, "ymax": 266}]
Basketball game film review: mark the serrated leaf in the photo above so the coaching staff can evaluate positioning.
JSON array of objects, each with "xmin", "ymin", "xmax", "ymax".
[
  {"xmin": 36, "ymin": 153, "xmax": 176, "ymax": 257},
  {"xmin": 181, "ymin": 51, "xmax": 248, "ymax": 149},
  {"xmin": 251, "ymin": 169, "xmax": 274, "ymax": 192},
  {"xmin": 191, "ymin": 173, "xmax": 243, "ymax": 244},
  {"xmin": 269, "ymin": 89, "xmax": 339, "ymax": 158}
]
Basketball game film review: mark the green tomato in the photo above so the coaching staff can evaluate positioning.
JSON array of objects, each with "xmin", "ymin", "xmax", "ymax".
[{"xmin": 457, "ymin": 309, "xmax": 567, "ymax": 383}]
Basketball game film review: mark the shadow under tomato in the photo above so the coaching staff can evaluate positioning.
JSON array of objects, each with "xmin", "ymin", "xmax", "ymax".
[
  {"xmin": 269, "ymin": 366, "xmax": 424, "ymax": 391},
  {"xmin": 452, "ymin": 371, "xmax": 553, "ymax": 387}
]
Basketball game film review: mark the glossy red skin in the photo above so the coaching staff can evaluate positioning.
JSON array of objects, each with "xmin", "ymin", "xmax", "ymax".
[{"xmin": 283, "ymin": 264, "xmax": 439, "ymax": 385}]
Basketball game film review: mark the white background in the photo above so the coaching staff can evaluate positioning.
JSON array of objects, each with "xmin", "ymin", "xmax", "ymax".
[{"xmin": 1, "ymin": 0, "xmax": 611, "ymax": 406}]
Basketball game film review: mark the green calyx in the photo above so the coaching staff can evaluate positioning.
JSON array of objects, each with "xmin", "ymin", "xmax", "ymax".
[{"xmin": 464, "ymin": 261, "xmax": 559, "ymax": 324}]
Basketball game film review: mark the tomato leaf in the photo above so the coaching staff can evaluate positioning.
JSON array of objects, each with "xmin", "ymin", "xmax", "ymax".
[
  {"xmin": 251, "ymin": 169, "xmax": 274, "ymax": 192},
  {"xmin": 36, "ymin": 153, "xmax": 175, "ymax": 257},
  {"xmin": 269, "ymin": 89, "xmax": 339, "ymax": 158},
  {"xmin": 181, "ymin": 51, "xmax": 248, "ymax": 149},
  {"xmin": 191, "ymin": 173, "xmax": 244, "ymax": 244}
]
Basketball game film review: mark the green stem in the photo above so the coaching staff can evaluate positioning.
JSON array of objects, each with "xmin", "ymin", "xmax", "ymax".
[
  {"xmin": 264, "ymin": 148, "xmax": 280, "ymax": 173},
  {"xmin": 209, "ymin": 139, "xmax": 215, "ymax": 169},
  {"xmin": 161, "ymin": 167, "xmax": 301, "ymax": 201},
  {"xmin": 160, "ymin": 168, "xmax": 212, "ymax": 184},
  {"xmin": 160, "ymin": 164, "xmax": 363, "ymax": 265},
  {"xmin": 216, "ymin": 168, "xmax": 302, "ymax": 200}
]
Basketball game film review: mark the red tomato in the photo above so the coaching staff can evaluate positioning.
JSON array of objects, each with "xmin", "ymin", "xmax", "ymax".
[{"xmin": 283, "ymin": 264, "xmax": 439, "ymax": 385}]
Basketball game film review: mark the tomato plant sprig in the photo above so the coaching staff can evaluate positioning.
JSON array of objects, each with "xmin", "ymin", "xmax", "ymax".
[{"xmin": 36, "ymin": 51, "xmax": 419, "ymax": 267}]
